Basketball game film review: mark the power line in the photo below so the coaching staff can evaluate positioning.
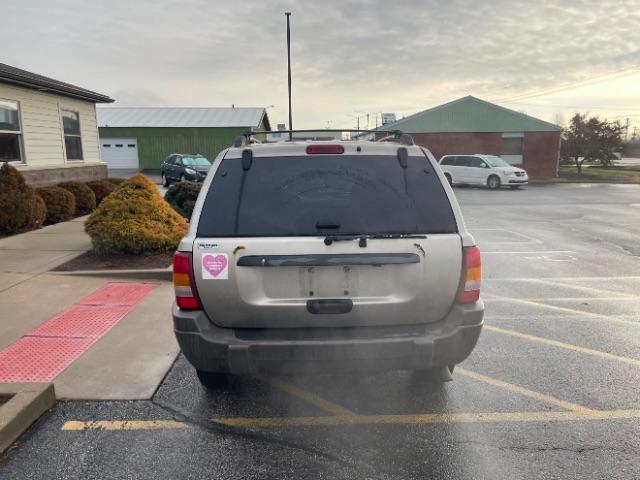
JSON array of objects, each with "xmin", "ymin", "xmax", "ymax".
[
  {"xmin": 492, "ymin": 66, "xmax": 640, "ymax": 103},
  {"xmin": 501, "ymin": 101, "xmax": 640, "ymax": 111}
]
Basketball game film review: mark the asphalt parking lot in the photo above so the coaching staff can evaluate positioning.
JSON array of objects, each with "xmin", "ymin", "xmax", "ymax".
[{"xmin": 1, "ymin": 183, "xmax": 639, "ymax": 479}]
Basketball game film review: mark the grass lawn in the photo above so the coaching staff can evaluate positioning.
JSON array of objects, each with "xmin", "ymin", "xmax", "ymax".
[{"xmin": 559, "ymin": 165, "xmax": 640, "ymax": 183}]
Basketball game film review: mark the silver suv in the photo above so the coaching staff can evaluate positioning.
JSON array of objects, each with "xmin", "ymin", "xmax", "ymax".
[{"xmin": 172, "ymin": 132, "xmax": 483, "ymax": 385}]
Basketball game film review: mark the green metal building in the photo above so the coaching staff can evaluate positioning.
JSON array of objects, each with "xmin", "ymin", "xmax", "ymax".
[
  {"xmin": 97, "ymin": 107, "xmax": 271, "ymax": 171},
  {"xmin": 377, "ymin": 96, "xmax": 562, "ymax": 177}
]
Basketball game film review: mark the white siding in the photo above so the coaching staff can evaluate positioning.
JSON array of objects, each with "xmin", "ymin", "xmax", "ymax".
[{"xmin": 0, "ymin": 83, "xmax": 102, "ymax": 169}]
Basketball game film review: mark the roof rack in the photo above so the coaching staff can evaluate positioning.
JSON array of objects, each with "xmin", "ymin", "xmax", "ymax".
[{"xmin": 232, "ymin": 129, "xmax": 414, "ymax": 147}]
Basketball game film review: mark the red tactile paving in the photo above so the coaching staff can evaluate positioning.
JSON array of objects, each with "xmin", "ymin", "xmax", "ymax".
[
  {"xmin": 77, "ymin": 282, "xmax": 158, "ymax": 306},
  {"xmin": 29, "ymin": 305, "xmax": 132, "ymax": 339},
  {"xmin": 0, "ymin": 337, "xmax": 94, "ymax": 382},
  {"xmin": 0, "ymin": 282, "xmax": 158, "ymax": 383}
]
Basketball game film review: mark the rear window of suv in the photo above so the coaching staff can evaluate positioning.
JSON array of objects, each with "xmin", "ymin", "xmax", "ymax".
[{"xmin": 197, "ymin": 153, "xmax": 458, "ymax": 237}]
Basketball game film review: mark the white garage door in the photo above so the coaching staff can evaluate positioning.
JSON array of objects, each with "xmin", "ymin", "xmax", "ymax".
[{"xmin": 100, "ymin": 138, "xmax": 139, "ymax": 169}]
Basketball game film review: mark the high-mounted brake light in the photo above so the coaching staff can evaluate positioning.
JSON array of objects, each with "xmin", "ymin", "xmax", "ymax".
[
  {"xmin": 173, "ymin": 251, "xmax": 202, "ymax": 310},
  {"xmin": 457, "ymin": 246, "xmax": 481, "ymax": 304},
  {"xmin": 306, "ymin": 144, "xmax": 344, "ymax": 155}
]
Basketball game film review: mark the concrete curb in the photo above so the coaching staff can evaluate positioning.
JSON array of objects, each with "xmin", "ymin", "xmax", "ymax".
[
  {"xmin": 0, "ymin": 383, "xmax": 56, "ymax": 454},
  {"xmin": 49, "ymin": 268, "xmax": 172, "ymax": 282}
]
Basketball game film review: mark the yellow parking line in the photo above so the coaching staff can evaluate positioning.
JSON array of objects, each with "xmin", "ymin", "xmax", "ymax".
[
  {"xmin": 456, "ymin": 368, "xmax": 594, "ymax": 413},
  {"xmin": 526, "ymin": 278, "xmax": 637, "ymax": 298},
  {"xmin": 61, "ymin": 420, "xmax": 188, "ymax": 431},
  {"xmin": 485, "ymin": 296, "xmax": 640, "ymax": 303},
  {"xmin": 485, "ymin": 325, "xmax": 640, "ymax": 367},
  {"xmin": 265, "ymin": 377, "xmax": 356, "ymax": 417},
  {"xmin": 485, "ymin": 296, "xmax": 640, "ymax": 328},
  {"xmin": 212, "ymin": 410, "xmax": 640, "ymax": 428},
  {"xmin": 61, "ymin": 410, "xmax": 640, "ymax": 431}
]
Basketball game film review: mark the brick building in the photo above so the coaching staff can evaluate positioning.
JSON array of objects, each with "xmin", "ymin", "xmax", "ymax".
[{"xmin": 377, "ymin": 96, "xmax": 562, "ymax": 177}]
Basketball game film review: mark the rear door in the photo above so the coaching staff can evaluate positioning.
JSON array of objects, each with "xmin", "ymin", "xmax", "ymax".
[
  {"xmin": 456, "ymin": 156, "xmax": 473, "ymax": 182},
  {"xmin": 468, "ymin": 156, "xmax": 488, "ymax": 184},
  {"xmin": 192, "ymin": 147, "xmax": 462, "ymax": 329}
]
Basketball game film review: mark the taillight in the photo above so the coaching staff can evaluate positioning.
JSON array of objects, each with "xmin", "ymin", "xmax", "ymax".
[
  {"xmin": 457, "ymin": 246, "xmax": 481, "ymax": 304},
  {"xmin": 306, "ymin": 144, "xmax": 344, "ymax": 154},
  {"xmin": 173, "ymin": 251, "xmax": 202, "ymax": 310}
]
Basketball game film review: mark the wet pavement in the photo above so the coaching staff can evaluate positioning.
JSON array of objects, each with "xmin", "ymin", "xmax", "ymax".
[{"xmin": 1, "ymin": 183, "xmax": 639, "ymax": 479}]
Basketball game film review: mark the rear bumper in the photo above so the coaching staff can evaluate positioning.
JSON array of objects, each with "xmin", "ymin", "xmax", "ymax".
[{"xmin": 173, "ymin": 302, "xmax": 484, "ymax": 375}]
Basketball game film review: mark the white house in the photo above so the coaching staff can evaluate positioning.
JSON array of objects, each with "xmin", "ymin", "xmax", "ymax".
[{"xmin": 0, "ymin": 63, "xmax": 114, "ymax": 186}]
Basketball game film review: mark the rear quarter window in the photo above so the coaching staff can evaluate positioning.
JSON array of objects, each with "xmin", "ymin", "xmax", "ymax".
[{"xmin": 197, "ymin": 153, "xmax": 458, "ymax": 237}]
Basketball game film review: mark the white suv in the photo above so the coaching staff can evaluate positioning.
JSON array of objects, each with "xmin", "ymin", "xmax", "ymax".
[
  {"xmin": 172, "ymin": 132, "xmax": 483, "ymax": 385},
  {"xmin": 439, "ymin": 154, "xmax": 528, "ymax": 189}
]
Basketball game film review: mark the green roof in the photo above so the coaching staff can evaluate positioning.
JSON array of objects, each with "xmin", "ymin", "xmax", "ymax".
[{"xmin": 381, "ymin": 96, "xmax": 561, "ymax": 133}]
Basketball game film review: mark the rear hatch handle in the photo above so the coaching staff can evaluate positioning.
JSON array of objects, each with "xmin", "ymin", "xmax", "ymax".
[{"xmin": 236, "ymin": 253, "xmax": 420, "ymax": 267}]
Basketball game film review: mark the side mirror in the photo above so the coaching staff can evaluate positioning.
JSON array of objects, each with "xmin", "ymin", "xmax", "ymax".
[{"xmin": 480, "ymin": 163, "xmax": 487, "ymax": 168}]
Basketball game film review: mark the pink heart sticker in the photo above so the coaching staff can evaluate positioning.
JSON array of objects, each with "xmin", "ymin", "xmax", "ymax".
[{"xmin": 203, "ymin": 254, "xmax": 228, "ymax": 277}]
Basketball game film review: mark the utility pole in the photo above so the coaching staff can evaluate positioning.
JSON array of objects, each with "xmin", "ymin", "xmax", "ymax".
[
  {"xmin": 624, "ymin": 117, "xmax": 630, "ymax": 142},
  {"xmin": 285, "ymin": 12, "xmax": 292, "ymax": 141}
]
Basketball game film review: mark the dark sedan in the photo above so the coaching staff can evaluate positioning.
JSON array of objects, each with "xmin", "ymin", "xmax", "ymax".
[{"xmin": 161, "ymin": 154, "xmax": 211, "ymax": 186}]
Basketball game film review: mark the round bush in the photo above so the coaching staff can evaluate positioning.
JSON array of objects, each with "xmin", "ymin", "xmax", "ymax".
[
  {"xmin": 28, "ymin": 193, "xmax": 47, "ymax": 229},
  {"xmin": 0, "ymin": 162, "xmax": 42, "ymax": 234},
  {"xmin": 86, "ymin": 180, "xmax": 116, "ymax": 205},
  {"xmin": 37, "ymin": 187, "xmax": 76, "ymax": 224},
  {"xmin": 58, "ymin": 181, "xmax": 96, "ymax": 216},
  {"xmin": 107, "ymin": 178, "xmax": 126, "ymax": 186},
  {"xmin": 85, "ymin": 174, "xmax": 188, "ymax": 254},
  {"xmin": 165, "ymin": 181, "xmax": 202, "ymax": 219}
]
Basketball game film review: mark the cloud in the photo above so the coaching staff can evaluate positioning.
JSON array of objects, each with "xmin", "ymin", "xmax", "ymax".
[{"xmin": 2, "ymin": 0, "xmax": 639, "ymax": 127}]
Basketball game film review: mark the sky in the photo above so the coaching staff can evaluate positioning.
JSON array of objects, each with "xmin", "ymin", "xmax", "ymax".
[{"xmin": 3, "ymin": 0, "xmax": 640, "ymax": 134}]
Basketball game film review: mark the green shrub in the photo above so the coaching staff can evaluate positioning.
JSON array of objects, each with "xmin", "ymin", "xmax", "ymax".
[
  {"xmin": 165, "ymin": 181, "xmax": 202, "ymax": 219},
  {"xmin": 86, "ymin": 180, "xmax": 117, "ymax": 205},
  {"xmin": 85, "ymin": 174, "xmax": 188, "ymax": 254},
  {"xmin": 58, "ymin": 181, "xmax": 96, "ymax": 216},
  {"xmin": 37, "ymin": 187, "xmax": 76, "ymax": 224},
  {"xmin": 0, "ymin": 163, "xmax": 43, "ymax": 234}
]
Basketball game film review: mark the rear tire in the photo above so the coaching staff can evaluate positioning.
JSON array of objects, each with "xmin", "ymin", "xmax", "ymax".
[
  {"xmin": 196, "ymin": 370, "xmax": 228, "ymax": 389},
  {"xmin": 444, "ymin": 173, "xmax": 453, "ymax": 186},
  {"xmin": 487, "ymin": 175, "xmax": 501, "ymax": 190}
]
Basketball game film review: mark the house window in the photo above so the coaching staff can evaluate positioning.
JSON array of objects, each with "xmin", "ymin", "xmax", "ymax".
[
  {"xmin": 0, "ymin": 99, "xmax": 23, "ymax": 162},
  {"xmin": 501, "ymin": 137, "xmax": 523, "ymax": 155},
  {"xmin": 501, "ymin": 133, "xmax": 524, "ymax": 165},
  {"xmin": 62, "ymin": 110, "xmax": 83, "ymax": 160}
]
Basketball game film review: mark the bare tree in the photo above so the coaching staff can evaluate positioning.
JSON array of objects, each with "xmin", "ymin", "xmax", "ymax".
[{"xmin": 561, "ymin": 114, "xmax": 624, "ymax": 174}]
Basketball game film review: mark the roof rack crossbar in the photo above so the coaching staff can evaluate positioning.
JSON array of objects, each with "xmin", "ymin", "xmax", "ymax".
[{"xmin": 233, "ymin": 129, "xmax": 414, "ymax": 147}]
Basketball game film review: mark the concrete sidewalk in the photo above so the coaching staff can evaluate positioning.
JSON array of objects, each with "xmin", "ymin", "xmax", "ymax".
[
  {"xmin": 0, "ymin": 217, "xmax": 179, "ymax": 400},
  {"xmin": 0, "ymin": 217, "xmax": 91, "ymax": 292}
]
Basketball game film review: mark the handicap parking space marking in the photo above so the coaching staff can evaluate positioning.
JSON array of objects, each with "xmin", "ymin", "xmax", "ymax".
[{"xmin": 485, "ymin": 325, "xmax": 640, "ymax": 367}]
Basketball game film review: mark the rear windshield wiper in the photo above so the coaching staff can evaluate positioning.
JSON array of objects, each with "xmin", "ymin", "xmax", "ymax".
[{"xmin": 324, "ymin": 233, "xmax": 426, "ymax": 246}]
